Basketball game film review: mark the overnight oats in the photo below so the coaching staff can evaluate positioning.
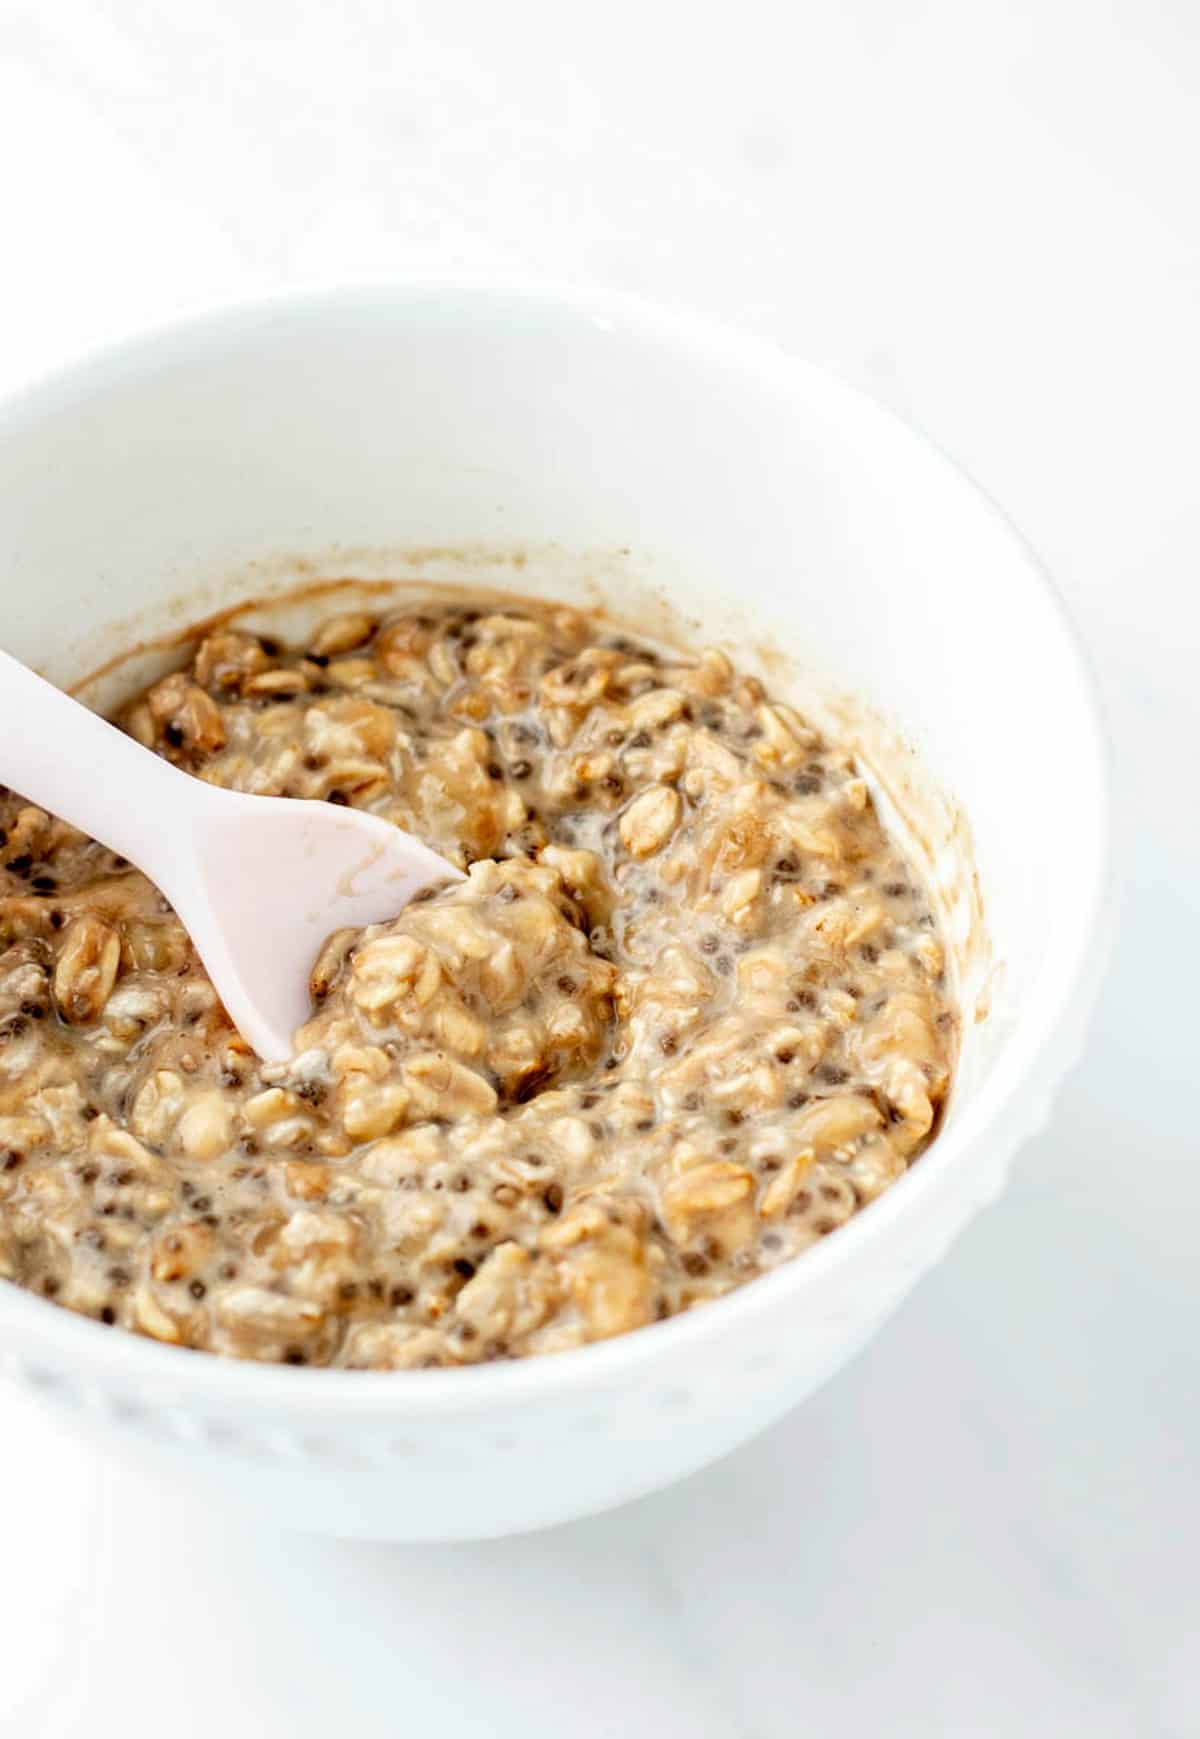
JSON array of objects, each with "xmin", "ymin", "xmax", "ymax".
[{"xmin": 0, "ymin": 596, "xmax": 956, "ymax": 1367}]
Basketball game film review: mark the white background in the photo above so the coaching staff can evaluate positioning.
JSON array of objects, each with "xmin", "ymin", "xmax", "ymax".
[{"xmin": 1, "ymin": 4, "xmax": 1197, "ymax": 1735}]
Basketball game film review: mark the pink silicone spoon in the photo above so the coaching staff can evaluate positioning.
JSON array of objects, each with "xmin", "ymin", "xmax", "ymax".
[{"xmin": 0, "ymin": 648, "xmax": 461, "ymax": 1061}]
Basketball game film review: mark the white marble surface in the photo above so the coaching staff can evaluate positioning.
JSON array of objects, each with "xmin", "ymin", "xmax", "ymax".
[{"xmin": 1, "ymin": 3, "xmax": 1198, "ymax": 1733}]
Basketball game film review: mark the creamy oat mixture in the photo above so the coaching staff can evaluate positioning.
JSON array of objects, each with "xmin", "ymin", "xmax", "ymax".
[{"xmin": 0, "ymin": 597, "xmax": 955, "ymax": 1367}]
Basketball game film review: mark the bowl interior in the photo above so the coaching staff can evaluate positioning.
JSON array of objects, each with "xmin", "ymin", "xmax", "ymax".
[{"xmin": 0, "ymin": 284, "xmax": 1107, "ymax": 1145}]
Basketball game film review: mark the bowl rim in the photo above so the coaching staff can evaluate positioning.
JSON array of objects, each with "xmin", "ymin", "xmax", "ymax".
[{"xmin": 0, "ymin": 275, "xmax": 1114, "ymax": 1416}]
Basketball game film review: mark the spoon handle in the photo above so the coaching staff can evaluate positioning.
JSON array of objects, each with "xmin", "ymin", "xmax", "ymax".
[{"xmin": 0, "ymin": 648, "xmax": 198, "ymax": 869}]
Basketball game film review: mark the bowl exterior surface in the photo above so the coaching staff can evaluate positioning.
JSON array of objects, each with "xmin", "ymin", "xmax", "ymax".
[{"xmin": 0, "ymin": 284, "xmax": 1111, "ymax": 1538}]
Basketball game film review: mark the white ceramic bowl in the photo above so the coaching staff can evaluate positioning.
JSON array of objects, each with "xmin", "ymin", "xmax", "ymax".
[{"xmin": 0, "ymin": 283, "xmax": 1110, "ymax": 1540}]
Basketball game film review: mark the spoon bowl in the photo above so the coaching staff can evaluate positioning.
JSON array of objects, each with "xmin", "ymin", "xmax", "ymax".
[{"xmin": 180, "ymin": 788, "xmax": 458, "ymax": 1060}]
